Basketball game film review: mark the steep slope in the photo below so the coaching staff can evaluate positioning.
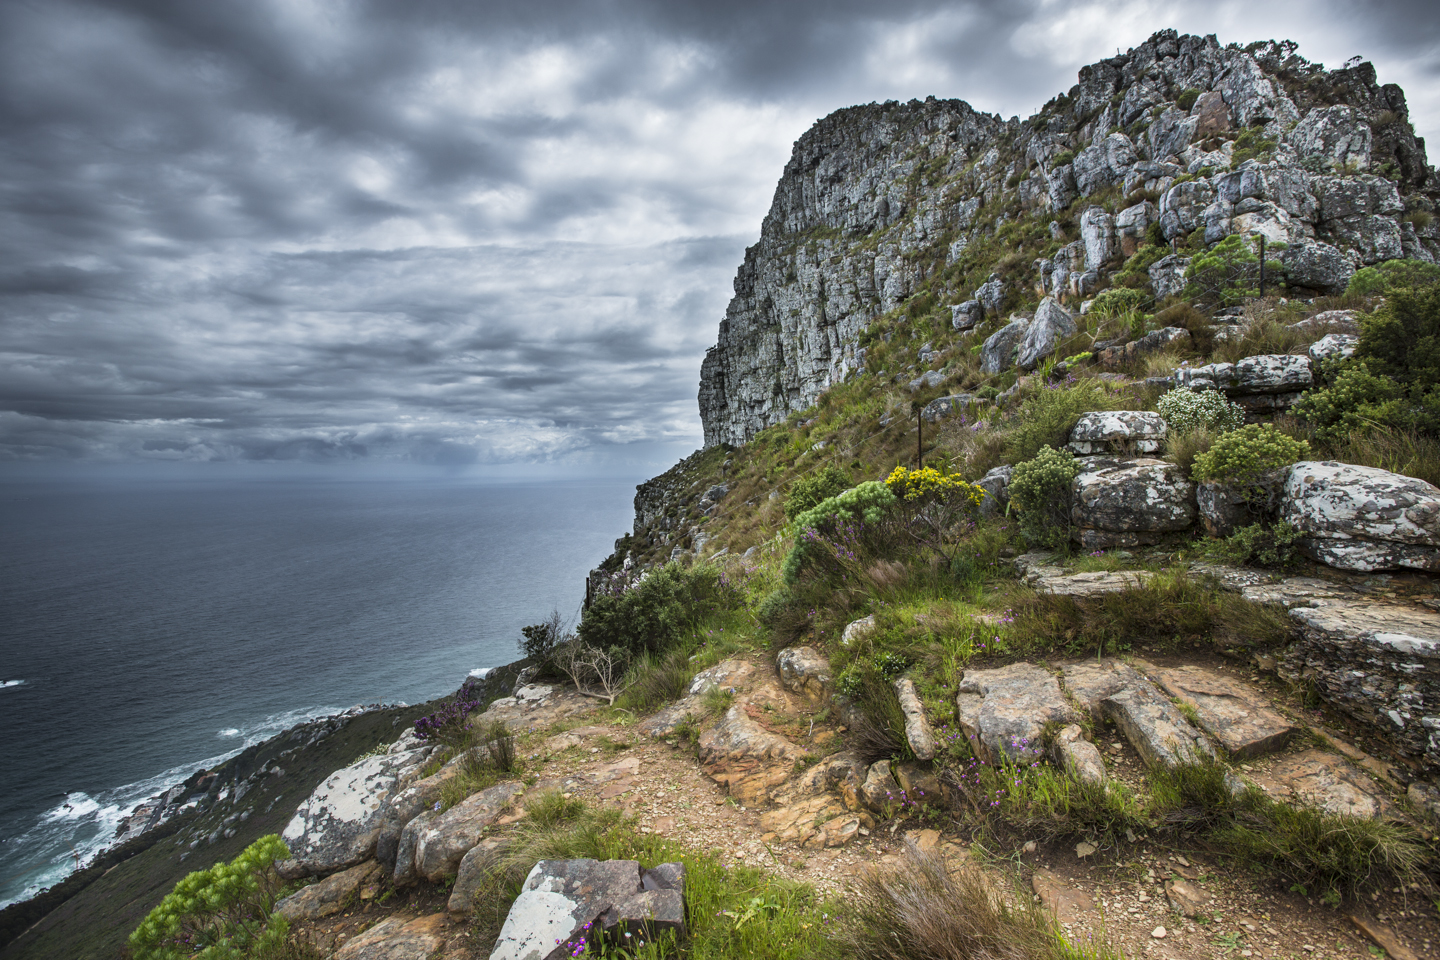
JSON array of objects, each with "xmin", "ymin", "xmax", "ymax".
[{"xmin": 698, "ymin": 29, "xmax": 1439, "ymax": 447}]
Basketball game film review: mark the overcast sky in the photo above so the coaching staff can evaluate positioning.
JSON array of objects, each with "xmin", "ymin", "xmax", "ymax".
[{"xmin": 1, "ymin": 0, "xmax": 1436, "ymax": 478}]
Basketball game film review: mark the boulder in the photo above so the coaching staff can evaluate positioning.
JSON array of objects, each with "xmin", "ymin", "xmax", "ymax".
[
  {"xmin": 275, "ymin": 860, "xmax": 381, "ymax": 921},
  {"xmin": 1308, "ymin": 333, "xmax": 1359, "ymax": 364},
  {"xmin": 1280, "ymin": 461, "xmax": 1440, "ymax": 572},
  {"xmin": 980, "ymin": 318, "xmax": 1029, "ymax": 374},
  {"xmin": 974, "ymin": 274, "xmax": 1007, "ymax": 316},
  {"xmin": 688, "ymin": 659, "xmax": 757, "ymax": 697},
  {"xmin": 1070, "ymin": 458, "xmax": 1197, "ymax": 549},
  {"xmin": 281, "ymin": 744, "xmax": 432, "ymax": 876},
  {"xmin": 894, "ymin": 679, "xmax": 937, "ymax": 761},
  {"xmin": 976, "ymin": 465, "xmax": 1012, "ymax": 517},
  {"xmin": 391, "ymin": 809, "xmax": 433, "ymax": 887},
  {"xmin": 759, "ymin": 794, "xmax": 853, "ymax": 848},
  {"xmin": 776, "ymin": 646, "xmax": 832, "ymax": 701},
  {"xmin": 1067, "ymin": 411, "xmax": 1168, "ymax": 455},
  {"xmin": 1052, "ymin": 724, "xmax": 1107, "ymax": 786},
  {"xmin": 1250, "ymin": 749, "xmax": 1390, "ymax": 819},
  {"xmin": 1150, "ymin": 665, "xmax": 1297, "ymax": 759},
  {"xmin": 490, "ymin": 859, "xmax": 686, "ymax": 960},
  {"xmin": 907, "ymin": 369, "xmax": 948, "ymax": 393},
  {"xmin": 1281, "ymin": 600, "xmax": 1440, "ymax": 769},
  {"xmin": 1196, "ymin": 468, "xmax": 1286, "ymax": 538},
  {"xmin": 859, "ymin": 760, "xmax": 901, "ymax": 811},
  {"xmin": 1230, "ymin": 354, "xmax": 1312, "ymax": 394},
  {"xmin": 1283, "ymin": 239, "xmax": 1354, "ymax": 293},
  {"xmin": 448, "ymin": 837, "xmax": 505, "ymax": 915},
  {"xmin": 841, "ymin": 615, "xmax": 876, "ymax": 646},
  {"xmin": 1023, "ymin": 567, "xmax": 1153, "ymax": 597},
  {"xmin": 780, "ymin": 751, "xmax": 868, "ymax": 811},
  {"xmin": 921, "ymin": 394, "xmax": 981, "ymax": 423},
  {"xmin": 1291, "ymin": 105, "xmax": 1372, "ymax": 173},
  {"xmin": 1192, "ymin": 91, "xmax": 1231, "ymax": 138},
  {"xmin": 412, "ymin": 781, "xmax": 525, "ymax": 882},
  {"xmin": 956, "ymin": 663, "xmax": 1076, "ymax": 762},
  {"xmin": 1291, "ymin": 309, "xmax": 1360, "ymax": 336},
  {"xmin": 1114, "ymin": 201, "xmax": 1158, "ymax": 257},
  {"xmin": 1110, "ymin": 326, "xmax": 1191, "ymax": 364},
  {"xmin": 1016, "ymin": 297, "xmax": 1077, "ymax": 370},
  {"xmin": 1080, "ymin": 206, "xmax": 1119, "ymax": 271},
  {"xmin": 952, "ymin": 300, "xmax": 985, "ymax": 331},
  {"xmin": 1061, "ymin": 659, "xmax": 1146, "ymax": 722},
  {"xmin": 1159, "ymin": 179, "xmax": 1216, "ymax": 240},
  {"xmin": 334, "ymin": 915, "xmax": 448, "ymax": 960}
]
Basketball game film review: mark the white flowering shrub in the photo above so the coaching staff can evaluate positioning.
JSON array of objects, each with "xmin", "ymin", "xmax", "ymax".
[{"xmin": 1156, "ymin": 387, "xmax": 1245, "ymax": 435}]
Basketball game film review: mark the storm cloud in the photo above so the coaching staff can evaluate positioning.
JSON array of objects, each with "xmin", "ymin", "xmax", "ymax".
[{"xmin": 2, "ymin": 0, "xmax": 1436, "ymax": 470}]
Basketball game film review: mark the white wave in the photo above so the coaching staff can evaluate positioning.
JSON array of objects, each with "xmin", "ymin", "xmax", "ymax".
[
  {"xmin": 218, "ymin": 728, "xmax": 241, "ymax": 737},
  {"xmin": 0, "ymin": 679, "xmax": 25, "ymax": 689},
  {"xmin": 0, "ymin": 701, "xmax": 347, "ymax": 910},
  {"xmin": 467, "ymin": 667, "xmax": 493, "ymax": 678}
]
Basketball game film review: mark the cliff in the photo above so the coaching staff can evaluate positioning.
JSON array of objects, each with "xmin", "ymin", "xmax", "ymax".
[{"xmin": 698, "ymin": 29, "xmax": 1439, "ymax": 447}]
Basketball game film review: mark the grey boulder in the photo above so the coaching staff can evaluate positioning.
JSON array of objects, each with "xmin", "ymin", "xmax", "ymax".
[
  {"xmin": 1067, "ymin": 411, "xmax": 1168, "ymax": 455},
  {"xmin": 1071, "ymin": 458, "xmax": 1197, "ymax": 549},
  {"xmin": 980, "ymin": 318, "xmax": 1029, "ymax": 374},
  {"xmin": 412, "ymin": 780, "xmax": 525, "ymax": 882},
  {"xmin": 1016, "ymin": 297, "xmax": 1077, "ymax": 370},
  {"xmin": 1280, "ymin": 461, "xmax": 1440, "ymax": 572},
  {"xmin": 956, "ymin": 662, "xmax": 1076, "ymax": 762}
]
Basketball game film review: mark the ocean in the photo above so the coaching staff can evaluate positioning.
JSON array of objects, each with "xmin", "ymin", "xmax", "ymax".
[{"xmin": 0, "ymin": 476, "xmax": 637, "ymax": 909}]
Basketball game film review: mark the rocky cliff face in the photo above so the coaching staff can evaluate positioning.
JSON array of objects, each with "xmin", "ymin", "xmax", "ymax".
[{"xmin": 698, "ymin": 30, "xmax": 1439, "ymax": 448}]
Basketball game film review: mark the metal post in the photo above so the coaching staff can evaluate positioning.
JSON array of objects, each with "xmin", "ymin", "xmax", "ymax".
[
  {"xmin": 916, "ymin": 410, "xmax": 923, "ymax": 468},
  {"xmin": 1258, "ymin": 235, "xmax": 1266, "ymax": 298}
]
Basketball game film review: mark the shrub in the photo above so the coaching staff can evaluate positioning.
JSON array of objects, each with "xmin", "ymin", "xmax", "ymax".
[
  {"xmin": 1087, "ymin": 287, "xmax": 1149, "ymax": 320},
  {"xmin": 1008, "ymin": 446, "xmax": 1080, "ymax": 549},
  {"xmin": 1049, "ymin": 149, "xmax": 1075, "ymax": 168},
  {"xmin": 1156, "ymin": 387, "xmax": 1245, "ymax": 435},
  {"xmin": 1292, "ymin": 361, "xmax": 1410, "ymax": 443},
  {"xmin": 129, "ymin": 835, "xmax": 291, "ymax": 960},
  {"xmin": 1191, "ymin": 424, "xmax": 1309, "ymax": 483},
  {"xmin": 414, "ymin": 677, "xmax": 483, "ymax": 743},
  {"xmin": 1176, "ymin": 88, "xmax": 1201, "ymax": 111},
  {"xmin": 1205, "ymin": 521, "xmax": 1305, "ymax": 568},
  {"xmin": 782, "ymin": 481, "xmax": 898, "ymax": 585},
  {"xmin": 1356, "ymin": 280, "xmax": 1440, "ymax": 396},
  {"xmin": 1002, "ymin": 379, "xmax": 1116, "ymax": 465},
  {"xmin": 578, "ymin": 563, "xmax": 736, "ymax": 657},
  {"xmin": 784, "ymin": 464, "xmax": 851, "ymax": 522},
  {"xmin": 1345, "ymin": 258, "xmax": 1440, "ymax": 297},
  {"xmin": 519, "ymin": 610, "xmax": 568, "ymax": 673},
  {"xmin": 1185, "ymin": 234, "xmax": 1285, "ymax": 307}
]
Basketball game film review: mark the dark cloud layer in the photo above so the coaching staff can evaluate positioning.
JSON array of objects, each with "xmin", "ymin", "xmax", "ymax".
[{"xmin": 1, "ymin": 1, "xmax": 1436, "ymax": 470}]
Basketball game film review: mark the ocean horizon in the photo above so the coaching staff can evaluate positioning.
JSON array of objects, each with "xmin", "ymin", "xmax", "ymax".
[{"xmin": 0, "ymin": 474, "xmax": 637, "ymax": 909}]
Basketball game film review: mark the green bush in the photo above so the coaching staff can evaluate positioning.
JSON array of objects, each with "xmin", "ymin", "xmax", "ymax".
[
  {"xmin": 129, "ymin": 835, "xmax": 291, "ymax": 960},
  {"xmin": 1205, "ymin": 522, "xmax": 1305, "ymax": 568},
  {"xmin": 1184, "ymin": 234, "xmax": 1285, "ymax": 307},
  {"xmin": 578, "ymin": 563, "xmax": 736, "ymax": 657},
  {"xmin": 1191, "ymin": 424, "xmax": 1308, "ymax": 483},
  {"xmin": 1357, "ymin": 281, "xmax": 1440, "ymax": 393},
  {"xmin": 1345, "ymin": 258, "xmax": 1440, "ymax": 297},
  {"xmin": 1231, "ymin": 126, "xmax": 1277, "ymax": 165},
  {"xmin": 1176, "ymin": 88, "xmax": 1201, "ymax": 111},
  {"xmin": 781, "ymin": 481, "xmax": 898, "ymax": 586},
  {"xmin": 784, "ymin": 464, "xmax": 851, "ymax": 522},
  {"xmin": 1008, "ymin": 446, "xmax": 1080, "ymax": 549},
  {"xmin": 1155, "ymin": 387, "xmax": 1245, "ymax": 434},
  {"xmin": 1292, "ymin": 361, "xmax": 1410, "ymax": 442},
  {"xmin": 1002, "ymin": 379, "xmax": 1115, "ymax": 465},
  {"xmin": 1087, "ymin": 287, "xmax": 1149, "ymax": 320}
]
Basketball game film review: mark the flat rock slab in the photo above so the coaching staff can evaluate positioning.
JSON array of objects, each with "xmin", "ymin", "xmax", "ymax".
[
  {"xmin": 335, "ymin": 914, "xmax": 448, "ymax": 960},
  {"xmin": 1061, "ymin": 659, "xmax": 1144, "ymax": 722},
  {"xmin": 957, "ymin": 663, "xmax": 1075, "ymax": 762},
  {"xmin": 688, "ymin": 658, "xmax": 757, "ymax": 696},
  {"xmin": 1101, "ymin": 678, "xmax": 1213, "ymax": 769},
  {"xmin": 473, "ymin": 686, "xmax": 598, "ymax": 732},
  {"xmin": 1165, "ymin": 879, "xmax": 1212, "ymax": 918},
  {"xmin": 275, "ymin": 860, "xmax": 381, "ymax": 921},
  {"xmin": 1023, "ymin": 566, "xmax": 1154, "ymax": 597},
  {"xmin": 698, "ymin": 703, "xmax": 809, "ymax": 807},
  {"xmin": 1281, "ymin": 600, "xmax": 1440, "ymax": 769},
  {"xmin": 1151, "ymin": 665, "xmax": 1297, "ymax": 759},
  {"xmin": 759, "ymin": 794, "xmax": 852, "ymax": 848},
  {"xmin": 490, "ymin": 859, "xmax": 685, "ymax": 960},
  {"xmin": 1031, "ymin": 868, "xmax": 1092, "ymax": 924},
  {"xmin": 1251, "ymin": 748, "xmax": 1390, "ymax": 819},
  {"xmin": 413, "ymin": 780, "xmax": 525, "ymax": 881},
  {"xmin": 1053, "ymin": 724, "xmax": 1106, "ymax": 785}
]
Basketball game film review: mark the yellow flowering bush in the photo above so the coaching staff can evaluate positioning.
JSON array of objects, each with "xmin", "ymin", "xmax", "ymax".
[{"xmin": 885, "ymin": 466, "xmax": 986, "ymax": 510}]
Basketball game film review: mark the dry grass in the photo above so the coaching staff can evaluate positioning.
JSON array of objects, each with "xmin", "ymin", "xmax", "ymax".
[
  {"xmin": 840, "ymin": 844, "xmax": 1119, "ymax": 960},
  {"xmin": 1163, "ymin": 426, "xmax": 1215, "ymax": 476},
  {"xmin": 1209, "ymin": 319, "xmax": 1313, "ymax": 363}
]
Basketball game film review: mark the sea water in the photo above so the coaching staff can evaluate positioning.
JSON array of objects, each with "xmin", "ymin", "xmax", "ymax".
[{"xmin": 0, "ymin": 476, "xmax": 636, "ymax": 908}]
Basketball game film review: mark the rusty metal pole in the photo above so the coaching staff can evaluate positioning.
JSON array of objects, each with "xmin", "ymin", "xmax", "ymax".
[
  {"xmin": 1258, "ymin": 234, "xmax": 1267, "ymax": 298},
  {"xmin": 916, "ymin": 409, "xmax": 923, "ymax": 468}
]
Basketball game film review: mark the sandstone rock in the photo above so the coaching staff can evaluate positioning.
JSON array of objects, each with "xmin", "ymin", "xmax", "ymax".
[
  {"xmin": 980, "ymin": 318, "xmax": 1029, "ymax": 374},
  {"xmin": 1062, "ymin": 659, "xmax": 1144, "ymax": 722},
  {"xmin": 1283, "ymin": 239, "xmax": 1354, "ymax": 293},
  {"xmin": 275, "ymin": 860, "xmax": 380, "ymax": 921},
  {"xmin": 413, "ymin": 781, "xmax": 525, "ymax": 882},
  {"xmin": 1032, "ymin": 868, "xmax": 1093, "ymax": 924},
  {"xmin": 841, "ymin": 615, "xmax": 876, "ymax": 645},
  {"xmin": 759, "ymin": 794, "xmax": 850, "ymax": 847},
  {"xmin": 921, "ymin": 394, "xmax": 981, "ymax": 423},
  {"xmin": 1251, "ymin": 749, "xmax": 1389, "ymax": 818},
  {"xmin": 1281, "ymin": 600, "xmax": 1440, "ymax": 769},
  {"xmin": 1293, "ymin": 105, "xmax": 1372, "ymax": 172},
  {"xmin": 1308, "ymin": 333, "xmax": 1358, "ymax": 363},
  {"xmin": 890, "ymin": 762, "xmax": 945, "ymax": 807},
  {"xmin": 907, "ymin": 369, "xmax": 948, "ymax": 393},
  {"xmin": 1148, "ymin": 254, "xmax": 1191, "ymax": 299},
  {"xmin": 956, "ymin": 663, "xmax": 1076, "ymax": 762},
  {"xmin": 1053, "ymin": 724, "xmax": 1107, "ymax": 785},
  {"xmin": 1239, "ymin": 575, "xmax": 1354, "ymax": 608},
  {"xmin": 1281, "ymin": 461, "xmax": 1440, "ymax": 572},
  {"xmin": 1115, "ymin": 200, "xmax": 1158, "ymax": 257},
  {"xmin": 976, "ymin": 465, "xmax": 1012, "ymax": 517},
  {"xmin": 1101, "ymin": 678, "xmax": 1213, "ymax": 768},
  {"xmin": 1165, "ymin": 879, "xmax": 1211, "ymax": 918},
  {"xmin": 334, "ymin": 914, "xmax": 448, "ymax": 960},
  {"xmin": 689, "ymin": 659, "xmax": 756, "ymax": 696},
  {"xmin": 975, "ymin": 274, "xmax": 1007, "ymax": 316},
  {"xmin": 1231, "ymin": 354, "xmax": 1312, "ymax": 394},
  {"xmin": 779, "ymin": 751, "xmax": 868, "ymax": 811},
  {"xmin": 1080, "ymin": 206, "xmax": 1119, "ymax": 271},
  {"xmin": 952, "ymin": 300, "xmax": 985, "ymax": 331},
  {"xmin": 1071, "ymin": 458, "xmax": 1197, "ymax": 549},
  {"xmin": 1016, "ymin": 297, "xmax": 1077, "ymax": 370},
  {"xmin": 1022, "ymin": 566, "xmax": 1153, "ymax": 597},
  {"xmin": 894, "ymin": 678, "xmax": 936, "ymax": 761},
  {"xmin": 281, "ymin": 744, "xmax": 432, "ymax": 876},
  {"xmin": 490, "ymin": 859, "xmax": 686, "ymax": 960},
  {"xmin": 776, "ymin": 646, "xmax": 832, "ymax": 701},
  {"xmin": 1160, "ymin": 178, "xmax": 1216, "ymax": 240},
  {"xmin": 1150, "ymin": 665, "xmax": 1297, "ymax": 759},
  {"xmin": 476, "ymin": 685, "xmax": 597, "ymax": 731},
  {"xmin": 698, "ymin": 703, "xmax": 809, "ymax": 806},
  {"xmin": 447, "ymin": 837, "xmax": 504, "ymax": 915},
  {"xmin": 391, "ymin": 809, "xmax": 433, "ymax": 887},
  {"xmin": 860, "ymin": 760, "xmax": 900, "ymax": 811},
  {"xmin": 1192, "ymin": 91, "xmax": 1231, "ymax": 138},
  {"xmin": 1067, "ymin": 410, "xmax": 1168, "ymax": 456},
  {"xmin": 636, "ymin": 700, "xmax": 700, "ymax": 739},
  {"xmin": 1292, "ymin": 309, "xmax": 1360, "ymax": 336},
  {"xmin": 1348, "ymin": 913, "xmax": 1421, "ymax": 960}
]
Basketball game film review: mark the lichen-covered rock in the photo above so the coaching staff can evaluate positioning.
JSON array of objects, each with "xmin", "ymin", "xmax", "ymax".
[
  {"xmin": 275, "ymin": 861, "xmax": 381, "ymax": 921},
  {"xmin": 1016, "ymin": 297, "xmax": 1077, "ymax": 370},
  {"xmin": 1196, "ymin": 468, "xmax": 1286, "ymax": 538},
  {"xmin": 1291, "ymin": 105, "xmax": 1372, "ymax": 172},
  {"xmin": 1061, "ymin": 659, "xmax": 1145, "ymax": 722},
  {"xmin": 980, "ymin": 318, "xmax": 1029, "ymax": 374},
  {"xmin": 956, "ymin": 663, "xmax": 1076, "ymax": 762},
  {"xmin": 1115, "ymin": 200, "xmax": 1158, "ymax": 257},
  {"xmin": 447, "ymin": 838, "xmax": 504, "ymax": 915},
  {"xmin": 841, "ymin": 615, "xmax": 876, "ymax": 645},
  {"xmin": 921, "ymin": 394, "xmax": 981, "ymax": 423},
  {"xmin": 1070, "ymin": 458, "xmax": 1197, "ymax": 549},
  {"xmin": 907, "ymin": 369, "xmax": 948, "ymax": 393},
  {"xmin": 1148, "ymin": 254, "xmax": 1191, "ymax": 299},
  {"xmin": 1098, "ymin": 326, "xmax": 1190, "ymax": 366},
  {"xmin": 1280, "ymin": 461, "xmax": 1440, "ymax": 572},
  {"xmin": 1079, "ymin": 206, "xmax": 1119, "ymax": 271},
  {"xmin": 1291, "ymin": 309, "xmax": 1359, "ymax": 336},
  {"xmin": 1282, "ymin": 239, "xmax": 1355, "ymax": 293},
  {"xmin": 281, "ymin": 743, "xmax": 432, "ymax": 877},
  {"xmin": 1281, "ymin": 600, "xmax": 1440, "ymax": 769},
  {"xmin": 1308, "ymin": 333, "xmax": 1359, "ymax": 363},
  {"xmin": 1230, "ymin": 354, "xmax": 1313, "ymax": 394},
  {"xmin": 1251, "ymin": 749, "xmax": 1391, "ymax": 819},
  {"xmin": 1067, "ymin": 410, "xmax": 1168, "ymax": 455},
  {"xmin": 776, "ymin": 646, "xmax": 832, "ymax": 701},
  {"xmin": 976, "ymin": 465, "xmax": 1012, "ymax": 517},
  {"xmin": 952, "ymin": 300, "xmax": 984, "ymax": 331}
]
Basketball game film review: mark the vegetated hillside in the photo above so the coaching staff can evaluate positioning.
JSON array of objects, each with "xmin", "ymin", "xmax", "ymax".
[{"xmin": 619, "ymin": 28, "xmax": 1439, "ymax": 571}]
